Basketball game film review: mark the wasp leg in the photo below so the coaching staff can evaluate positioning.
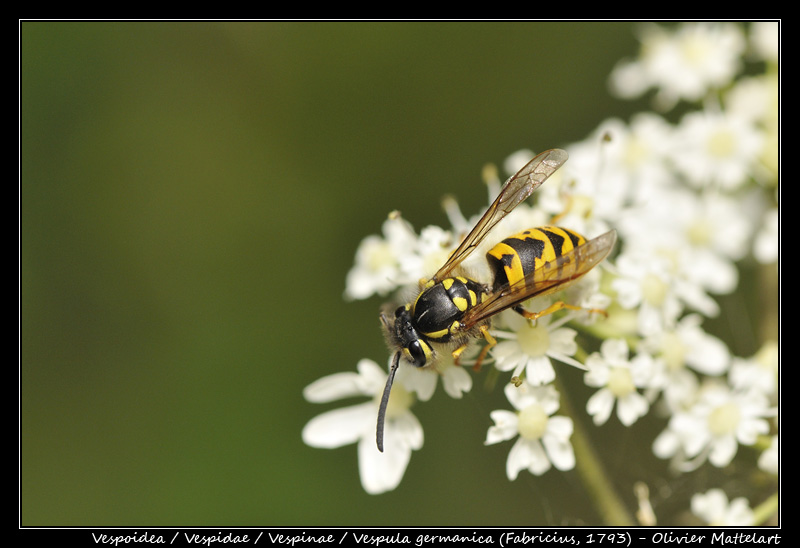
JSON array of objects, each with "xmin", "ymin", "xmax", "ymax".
[
  {"xmin": 451, "ymin": 325, "xmax": 497, "ymax": 372},
  {"xmin": 513, "ymin": 301, "xmax": 608, "ymax": 322},
  {"xmin": 472, "ymin": 325, "xmax": 497, "ymax": 372},
  {"xmin": 451, "ymin": 343, "xmax": 468, "ymax": 364}
]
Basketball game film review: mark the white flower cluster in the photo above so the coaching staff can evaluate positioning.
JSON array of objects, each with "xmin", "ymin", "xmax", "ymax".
[{"xmin": 303, "ymin": 22, "xmax": 779, "ymax": 523}]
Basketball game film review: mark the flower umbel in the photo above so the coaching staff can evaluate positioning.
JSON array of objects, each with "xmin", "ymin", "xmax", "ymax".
[
  {"xmin": 653, "ymin": 381, "xmax": 774, "ymax": 470},
  {"xmin": 304, "ymin": 21, "xmax": 778, "ymax": 525},
  {"xmin": 609, "ymin": 22, "xmax": 746, "ymax": 109}
]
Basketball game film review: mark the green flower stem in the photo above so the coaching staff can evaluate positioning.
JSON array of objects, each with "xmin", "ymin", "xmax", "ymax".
[
  {"xmin": 555, "ymin": 374, "xmax": 636, "ymax": 526},
  {"xmin": 752, "ymin": 492, "xmax": 779, "ymax": 526}
]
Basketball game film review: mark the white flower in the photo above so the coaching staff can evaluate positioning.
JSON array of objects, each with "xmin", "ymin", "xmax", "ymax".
[
  {"xmin": 614, "ymin": 184, "xmax": 752, "ymax": 322},
  {"xmin": 691, "ymin": 488, "xmax": 754, "ymax": 526},
  {"xmin": 725, "ymin": 74, "xmax": 776, "ymax": 127},
  {"xmin": 758, "ymin": 435, "xmax": 778, "ymax": 476},
  {"xmin": 609, "ymin": 22, "xmax": 746, "ymax": 110},
  {"xmin": 749, "ymin": 21, "xmax": 779, "ymax": 63},
  {"xmin": 584, "ymin": 338, "xmax": 657, "ymax": 426},
  {"xmin": 415, "ymin": 224, "xmax": 457, "ymax": 280},
  {"xmin": 555, "ymin": 115, "xmax": 680, "ymax": 223},
  {"xmin": 344, "ymin": 213, "xmax": 421, "ymax": 300},
  {"xmin": 640, "ymin": 314, "xmax": 730, "ymax": 409},
  {"xmin": 485, "ymin": 382, "xmax": 575, "ymax": 479},
  {"xmin": 674, "ymin": 192, "xmax": 752, "ymax": 294},
  {"xmin": 729, "ymin": 341, "xmax": 778, "ymax": 397},
  {"xmin": 653, "ymin": 381, "xmax": 773, "ymax": 470},
  {"xmin": 302, "ymin": 359, "xmax": 423, "ymax": 494},
  {"xmin": 544, "ymin": 151, "xmax": 626, "ymax": 232},
  {"xmin": 669, "ymin": 109, "xmax": 764, "ymax": 191},
  {"xmin": 491, "ymin": 303, "xmax": 586, "ymax": 386},
  {"xmin": 611, "ymin": 248, "xmax": 684, "ymax": 335},
  {"xmin": 753, "ymin": 207, "xmax": 778, "ymax": 264},
  {"xmin": 647, "ymin": 314, "xmax": 730, "ymax": 376}
]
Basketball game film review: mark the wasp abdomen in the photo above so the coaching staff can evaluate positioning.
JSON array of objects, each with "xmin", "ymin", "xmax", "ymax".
[{"xmin": 486, "ymin": 226, "xmax": 587, "ymax": 290}]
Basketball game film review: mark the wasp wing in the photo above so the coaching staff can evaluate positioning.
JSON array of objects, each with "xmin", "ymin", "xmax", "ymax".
[
  {"xmin": 460, "ymin": 229, "xmax": 617, "ymax": 328},
  {"xmin": 431, "ymin": 149, "xmax": 569, "ymax": 283}
]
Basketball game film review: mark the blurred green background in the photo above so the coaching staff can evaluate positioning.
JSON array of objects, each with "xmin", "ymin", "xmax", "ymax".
[{"xmin": 21, "ymin": 21, "xmax": 651, "ymax": 526}]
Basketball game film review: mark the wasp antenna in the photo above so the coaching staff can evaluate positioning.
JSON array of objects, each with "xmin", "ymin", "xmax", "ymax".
[{"xmin": 376, "ymin": 351, "xmax": 401, "ymax": 453}]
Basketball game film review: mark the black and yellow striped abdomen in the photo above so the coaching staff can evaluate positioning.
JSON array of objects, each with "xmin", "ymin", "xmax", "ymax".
[{"xmin": 486, "ymin": 226, "xmax": 587, "ymax": 291}]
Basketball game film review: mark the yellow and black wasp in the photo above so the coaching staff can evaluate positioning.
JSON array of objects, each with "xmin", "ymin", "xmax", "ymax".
[{"xmin": 377, "ymin": 149, "xmax": 617, "ymax": 451}]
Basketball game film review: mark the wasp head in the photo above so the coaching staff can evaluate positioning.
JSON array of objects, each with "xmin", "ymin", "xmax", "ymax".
[
  {"xmin": 376, "ymin": 303, "xmax": 432, "ymax": 453},
  {"xmin": 381, "ymin": 304, "xmax": 430, "ymax": 368}
]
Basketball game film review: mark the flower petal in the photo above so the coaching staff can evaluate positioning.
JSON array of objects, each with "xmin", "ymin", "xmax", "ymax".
[
  {"xmin": 543, "ymin": 431, "xmax": 575, "ymax": 471},
  {"xmin": 401, "ymin": 366, "xmax": 437, "ymax": 402},
  {"xmin": 587, "ymin": 389, "xmax": 614, "ymax": 425},
  {"xmin": 485, "ymin": 410, "xmax": 519, "ymax": 444},
  {"xmin": 525, "ymin": 439, "xmax": 552, "ymax": 476},
  {"xmin": 525, "ymin": 356, "xmax": 556, "ymax": 386},
  {"xmin": 709, "ymin": 434, "xmax": 738, "ymax": 467},
  {"xmin": 546, "ymin": 415, "xmax": 573, "ymax": 439},
  {"xmin": 303, "ymin": 372, "xmax": 370, "ymax": 403},
  {"xmin": 357, "ymin": 436, "xmax": 411, "ymax": 495},
  {"xmin": 391, "ymin": 411, "xmax": 425, "ymax": 450},
  {"xmin": 304, "ymin": 359, "xmax": 386, "ymax": 403},
  {"xmin": 302, "ymin": 403, "xmax": 373, "ymax": 448},
  {"xmin": 357, "ymin": 358, "xmax": 392, "ymax": 393},
  {"xmin": 617, "ymin": 392, "xmax": 649, "ymax": 426},
  {"xmin": 506, "ymin": 437, "xmax": 532, "ymax": 480},
  {"xmin": 442, "ymin": 365, "xmax": 473, "ymax": 399},
  {"xmin": 549, "ymin": 327, "xmax": 578, "ymax": 355}
]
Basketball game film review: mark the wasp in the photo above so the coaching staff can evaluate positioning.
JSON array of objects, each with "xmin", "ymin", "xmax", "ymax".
[{"xmin": 376, "ymin": 149, "xmax": 617, "ymax": 451}]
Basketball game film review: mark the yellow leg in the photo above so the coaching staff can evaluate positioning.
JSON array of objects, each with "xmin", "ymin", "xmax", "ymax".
[
  {"xmin": 451, "ymin": 344, "xmax": 468, "ymax": 364},
  {"xmin": 473, "ymin": 325, "xmax": 497, "ymax": 372},
  {"xmin": 451, "ymin": 325, "xmax": 497, "ymax": 372}
]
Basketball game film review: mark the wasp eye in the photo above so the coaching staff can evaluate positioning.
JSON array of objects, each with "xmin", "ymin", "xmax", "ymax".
[{"xmin": 408, "ymin": 341, "xmax": 427, "ymax": 367}]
